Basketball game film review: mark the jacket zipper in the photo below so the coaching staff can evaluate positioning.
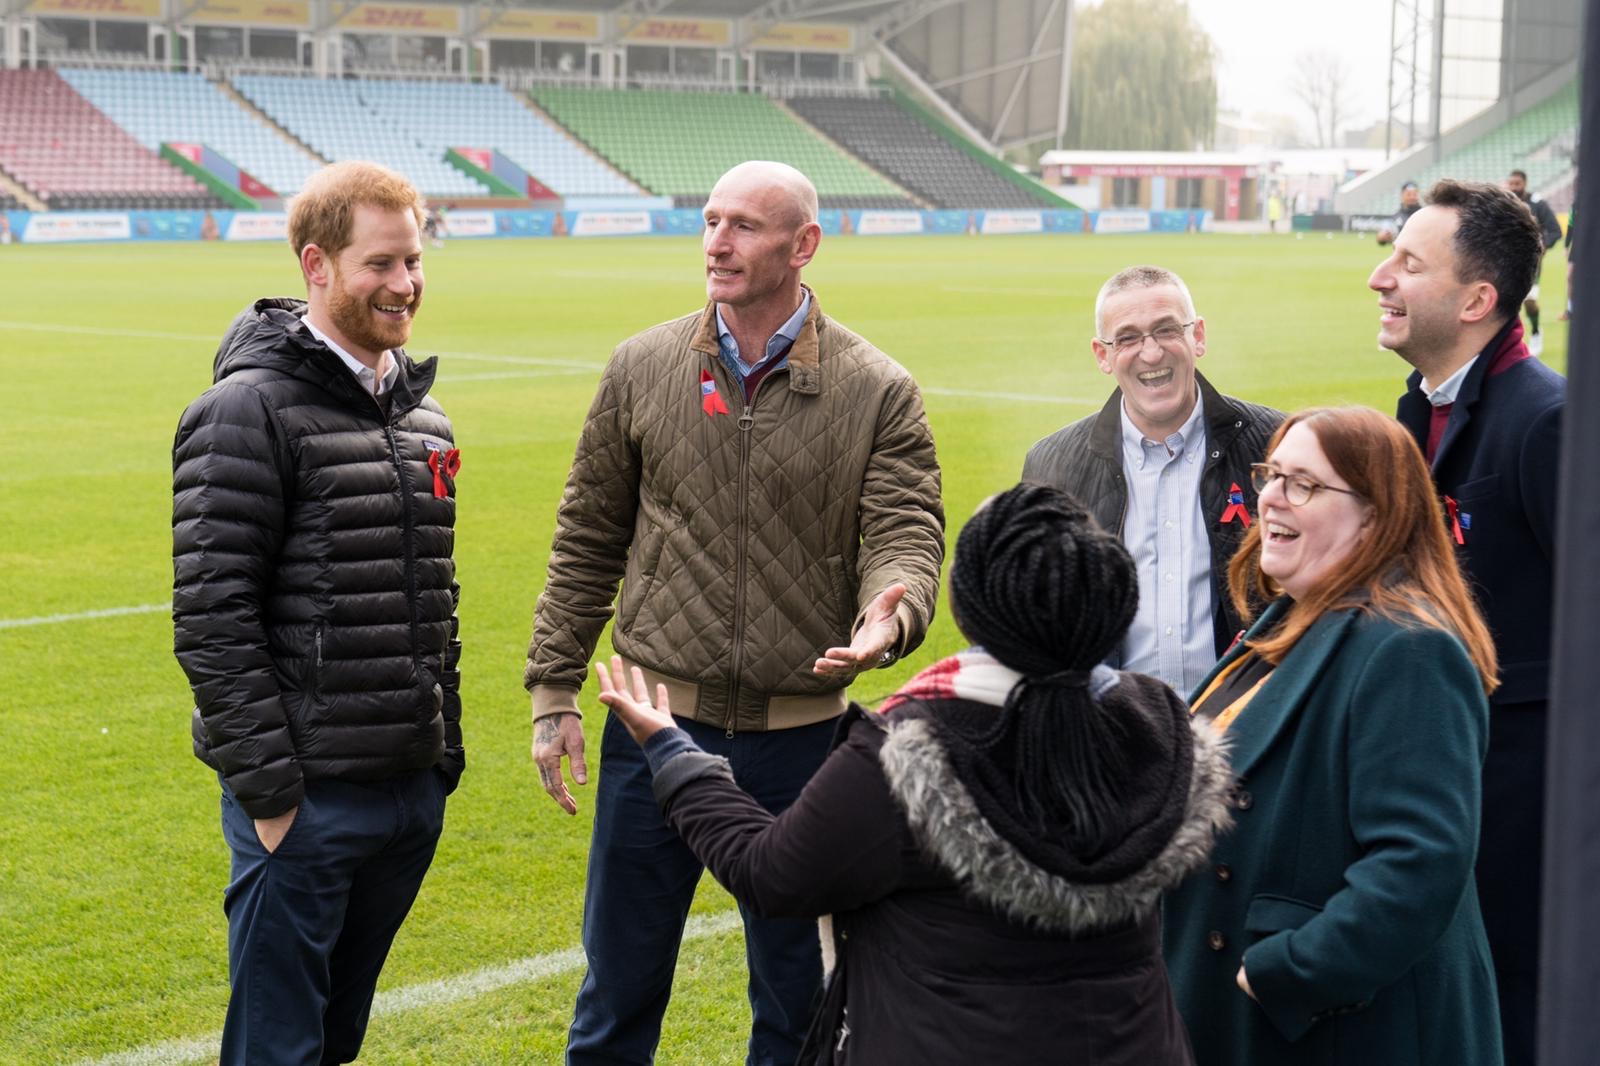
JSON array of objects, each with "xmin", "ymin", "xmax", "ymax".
[
  {"xmin": 384, "ymin": 423, "xmax": 422, "ymax": 664},
  {"xmin": 722, "ymin": 357, "xmax": 781, "ymax": 738},
  {"xmin": 310, "ymin": 623, "xmax": 324, "ymax": 697},
  {"xmin": 725, "ymin": 395, "xmax": 754, "ymax": 737}
]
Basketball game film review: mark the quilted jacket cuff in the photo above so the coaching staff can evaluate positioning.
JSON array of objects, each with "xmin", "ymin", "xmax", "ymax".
[
  {"xmin": 531, "ymin": 683, "xmax": 582, "ymax": 721},
  {"xmin": 851, "ymin": 601, "xmax": 915, "ymax": 664}
]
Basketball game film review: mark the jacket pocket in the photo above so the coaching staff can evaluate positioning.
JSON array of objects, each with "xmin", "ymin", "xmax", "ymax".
[
  {"xmin": 1244, "ymin": 893, "xmax": 1323, "ymax": 935},
  {"xmin": 1452, "ymin": 473, "xmax": 1501, "ymax": 503},
  {"xmin": 619, "ymin": 524, "xmax": 668, "ymax": 635},
  {"xmin": 825, "ymin": 555, "xmax": 855, "ymax": 634},
  {"xmin": 292, "ymin": 624, "xmax": 325, "ymax": 734}
]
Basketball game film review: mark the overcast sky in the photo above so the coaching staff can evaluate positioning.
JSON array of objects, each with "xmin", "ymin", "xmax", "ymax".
[{"xmin": 1183, "ymin": 0, "xmax": 1398, "ymax": 131}]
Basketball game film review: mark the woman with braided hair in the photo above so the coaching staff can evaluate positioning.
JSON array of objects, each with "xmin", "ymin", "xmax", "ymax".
[{"xmin": 594, "ymin": 482, "xmax": 1233, "ymax": 1065}]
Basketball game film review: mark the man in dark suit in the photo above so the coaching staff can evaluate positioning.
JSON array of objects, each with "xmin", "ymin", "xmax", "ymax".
[{"xmin": 1369, "ymin": 178, "xmax": 1565, "ymax": 1066}]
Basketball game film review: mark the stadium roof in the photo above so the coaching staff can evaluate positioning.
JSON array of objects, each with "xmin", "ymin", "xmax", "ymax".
[{"xmin": 478, "ymin": 0, "xmax": 907, "ymax": 23}]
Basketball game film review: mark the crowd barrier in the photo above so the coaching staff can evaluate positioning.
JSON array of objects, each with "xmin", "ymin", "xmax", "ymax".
[{"xmin": 0, "ymin": 207, "xmax": 1215, "ymax": 245}]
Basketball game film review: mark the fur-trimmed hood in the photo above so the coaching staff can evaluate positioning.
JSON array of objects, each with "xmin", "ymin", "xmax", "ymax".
[{"xmin": 876, "ymin": 674, "xmax": 1233, "ymax": 936}]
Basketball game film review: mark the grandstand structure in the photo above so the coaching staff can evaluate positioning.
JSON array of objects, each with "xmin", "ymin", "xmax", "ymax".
[
  {"xmin": 0, "ymin": 0, "xmax": 1077, "ymax": 213},
  {"xmin": 1339, "ymin": 0, "xmax": 1581, "ymax": 215}
]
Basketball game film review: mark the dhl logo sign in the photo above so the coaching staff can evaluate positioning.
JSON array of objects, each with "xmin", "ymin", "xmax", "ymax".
[
  {"xmin": 30, "ymin": 0, "xmax": 161, "ymax": 18},
  {"xmin": 343, "ymin": 3, "xmax": 460, "ymax": 32},
  {"xmin": 189, "ymin": 0, "xmax": 308, "ymax": 26},
  {"xmin": 621, "ymin": 17, "xmax": 730, "ymax": 45},
  {"xmin": 751, "ymin": 23, "xmax": 854, "ymax": 52},
  {"xmin": 480, "ymin": 9, "xmax": 598, "ymax": 40}
]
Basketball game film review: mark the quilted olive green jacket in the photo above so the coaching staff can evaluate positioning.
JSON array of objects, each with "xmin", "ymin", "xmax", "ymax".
[{"xmin": 525, "ymin": 291, "xmax": 945, "ymax": 732}]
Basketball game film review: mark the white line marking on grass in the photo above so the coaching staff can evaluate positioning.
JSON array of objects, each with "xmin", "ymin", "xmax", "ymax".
[
  {"xmin": 436, "ymin": 368, "xmax": 598, "ymax": 384},
  {"xmin": 0, "ymin": 321, "xmax": 599, "ymax": 370},
  {"xmin": 938, "ymin": 284, "xmax": 1070, "ymax": 297},
  {"xmin": 0, "ymin": 321, "xmax": 215, "ymax": 343},
  {"xmin": 0, "ymin": 603, "xmax": 171, "ymax": 629},
  {"xmin": 921, "ymin": 386, "xmax": 1097, "ymax": 406},
  {"xmin": 0, "ymin": 321, "xmax": 1089, "ymax": 405},
  {"xmin": 76, "ymin": 911, "xmax": 743, "ymax": 1066}
]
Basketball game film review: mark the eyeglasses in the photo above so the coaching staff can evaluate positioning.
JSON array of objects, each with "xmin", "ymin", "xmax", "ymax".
[
  {"xmin": 1098, "ymin": 321, "xmax": 1194, "ymax": 356},
  {"xmin": 1250, "ymin": 463, "xmax": 1364, "ymax": 507}
]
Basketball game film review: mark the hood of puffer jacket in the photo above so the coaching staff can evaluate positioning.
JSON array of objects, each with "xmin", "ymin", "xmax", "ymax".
[
  {"xmin": 876, "ymin": 673, "xmax": 1234, "ymax": 936},
  {"xmin": 212, "ymin": 297, "xmax": 438, "ymax": 400}
]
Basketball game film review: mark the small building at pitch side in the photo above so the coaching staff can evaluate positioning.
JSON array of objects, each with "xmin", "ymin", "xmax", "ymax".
[{"xmin": 1037, "ymin": 150, "xmax": 1263, "ymax": 221}]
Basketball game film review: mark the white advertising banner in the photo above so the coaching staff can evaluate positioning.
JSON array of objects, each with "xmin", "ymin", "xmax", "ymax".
[
  {"xmin": 569, "ymin": 211, "xmax": 652, "ymax": 237},
  {"xmin": 980, "ymin": 210, "xmax": 1044, "ymax": 235},
  {"xmin": 441, "ymin": 210, "xmax": 495, "ymax": 237},
  {"xmin": 855, "ymin": 211, "xmax": 924, "ymax": 235},
  {"xmin": 224, "ymin": 212, "xmax": 289, "ymax": 241},
  {"xmin": 1093, "ymin": 210, "xmax": 1151, "ymax": 234},
  {"xmin": 22, "ymin": 213, "xmax": 132, "ymax": 243}
]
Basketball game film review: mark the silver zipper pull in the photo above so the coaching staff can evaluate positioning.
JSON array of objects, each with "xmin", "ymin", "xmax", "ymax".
[
  {"xmin": 738, "ymin": 405, "xmax": 754, "ymax": 431},
  {"xmin": 835, "ymin": 1011, "xmax": 850, "ymax": 1053}
]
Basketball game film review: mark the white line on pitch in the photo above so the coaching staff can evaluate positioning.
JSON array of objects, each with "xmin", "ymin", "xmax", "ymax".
[
  {"xmin": 0, "ymin": 603, "xmax": 171, "ymax": 630},
  {"xmin": 0, "ymin": 321, "xmax": 597, "ymax": 370},
  {"xmin": 921, "ymin": 386, "xmax": 1096, "ymax": 406},
  {"xmin": 0, "ymin": 320, "xmax": 1090, "ymax": 405},
  {"xmin": 75, "ymin": 911, "xmax": 744, "ymax": 1066},
  {"xmin": 938, "ymin": 284, "xmax": 1071, "ymax": 297},
  {"xmin": 0, "ymin": 321, "xmax": 215, "ymax": 343},
  {"xmin": 436, "ymin": 368, "xmax": 598, "ymax": 384}
]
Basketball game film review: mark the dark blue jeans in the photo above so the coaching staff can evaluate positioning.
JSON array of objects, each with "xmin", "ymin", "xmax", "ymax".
[
  {"xmin": 218, "ymin": 768, "xmax": 447, "ymax": 1066},
  {"xmin": 567, "ymin": 713, "xmax": 838, "ymax": 1066}
]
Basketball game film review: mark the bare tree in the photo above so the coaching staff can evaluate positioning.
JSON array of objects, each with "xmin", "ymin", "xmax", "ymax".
[{"xmin": 1292, "ymin": 49, "xmax": 1352, "ymax": 148}]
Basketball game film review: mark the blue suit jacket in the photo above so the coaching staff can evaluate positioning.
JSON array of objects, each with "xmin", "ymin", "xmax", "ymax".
[{"xmin": 1396, "ymin": 319, "xmax": 1564, "ymax": 707}]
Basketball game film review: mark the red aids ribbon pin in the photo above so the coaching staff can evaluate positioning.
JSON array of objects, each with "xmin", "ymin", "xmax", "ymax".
[
  {"xmin": 1220, "ymin": 483, "xmax": 1252, "ymax": 528},
  {"xmin": 700, "ymin": 369, "xmax": 729, "ymax": 417},
  {"xmin": 1444, "ymin": 495, "xmax": 1465, "ymax": 545},
  {"xmin": 428, "ymin": 448, "xmax": 461, "ymax": 499}
]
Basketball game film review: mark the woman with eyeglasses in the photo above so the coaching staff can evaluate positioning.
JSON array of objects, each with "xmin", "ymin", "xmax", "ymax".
[{"xmin": 1163, "ymin": 406, "xmax": 1504, "ymax": 1066}]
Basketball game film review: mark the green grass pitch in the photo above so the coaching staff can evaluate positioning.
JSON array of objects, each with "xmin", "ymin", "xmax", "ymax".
[{"xmin": 0, "ymin": 232, "xmax": 1569, "ymax": 1064}]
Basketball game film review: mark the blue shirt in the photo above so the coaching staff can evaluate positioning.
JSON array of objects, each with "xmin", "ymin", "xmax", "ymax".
[
  {"xmin": 1116, "ymin": 393, "xmax": 1216, "ymax": 695},
  {"xmin": 715, "ymin": 290, "xmax": 811, "ymax": 385}
]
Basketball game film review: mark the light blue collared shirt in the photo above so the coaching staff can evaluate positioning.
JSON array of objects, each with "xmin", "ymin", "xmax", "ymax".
[
  {"xmin": 715, "ymin": 290, "xmax": 811, "ymax": 385},
  {"xmin": 1422, "ymin": 356, "xmax": 1478, "ymax": 406},
  {"xmin": 1117, "ymin": 392, "xmax": 1216, "ymax": 695}
]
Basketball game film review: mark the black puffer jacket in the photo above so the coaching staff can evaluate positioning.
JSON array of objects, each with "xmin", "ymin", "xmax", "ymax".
[
  {"xmin": 172, "ymin": 298, "xmax": 463, "ymax": 820},
  {"xmin": 1022, "ymin": 373, "xmax": 1282, "ymax": 656}
]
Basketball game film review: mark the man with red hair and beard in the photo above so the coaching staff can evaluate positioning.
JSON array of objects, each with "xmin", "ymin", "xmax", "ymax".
[{"xmin": 172, "ymin": 161, "xmax": 463, "ymax": 1066}]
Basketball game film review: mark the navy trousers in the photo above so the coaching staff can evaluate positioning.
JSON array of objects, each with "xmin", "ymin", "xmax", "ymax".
[
  {"xmin": 218, "ymin": 768, "xmax": 447, "ymax": 1066},
  {"xmin": 567, "ymin": 713, "xmax": 838, "ymax": 1066}
]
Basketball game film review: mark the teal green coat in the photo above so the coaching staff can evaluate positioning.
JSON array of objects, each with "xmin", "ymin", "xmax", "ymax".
[{"xmin": 1163, "ymin": 599, "xmax": 1502, "ymax": 1066}]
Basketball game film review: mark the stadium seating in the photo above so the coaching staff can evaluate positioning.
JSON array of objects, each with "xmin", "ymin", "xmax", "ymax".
[
  {"xmin": 786, "ymin": 95, "xmax": 1061, "ymax": 209},
  {"xmin": 0, "ymin": 69, "xmax": 221, "ymax": 211},
  {"xmin": 528, "ymin": 86, "xmax": 916, "ymax": 208},
  {"xmin": 1348, "ymin": 81, "xmax": 1578, "ymax": 215},
  {"xmin": 58, "ymin": 68, "xmax": 321, "ymax": 198},
  {"xmin": 232, "ymin": 75, "xmax": 490, "ymax": 198},
  {"xmin": 342, "ymin": 80, "xmax": 642, "ymax": 198}
]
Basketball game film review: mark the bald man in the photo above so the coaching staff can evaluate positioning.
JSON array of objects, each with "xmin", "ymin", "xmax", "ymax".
[{"xmin": 525, "ymin": 161, "xmax": 945, "ymax": 1065}]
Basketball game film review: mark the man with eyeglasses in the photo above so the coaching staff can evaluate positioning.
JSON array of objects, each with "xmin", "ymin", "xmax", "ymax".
[
  {"xmin": 1371, "ymin": 178, "xmax": 1564, "ymax": 1066},
  {"xmin": 1022, "ymin": 265, "xmax": 1283, "ymax": 696}
]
